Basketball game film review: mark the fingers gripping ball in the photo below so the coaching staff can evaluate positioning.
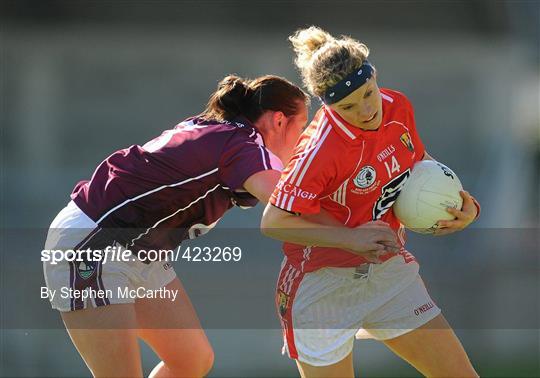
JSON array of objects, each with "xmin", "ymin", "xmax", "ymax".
[{"xmin": 393, "ymin": 160, "xmax": 463, "ymax": 234}]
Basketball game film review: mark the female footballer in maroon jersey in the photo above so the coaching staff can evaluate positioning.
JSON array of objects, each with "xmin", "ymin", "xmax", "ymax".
[
  {"xmin": 44, "ymin": 74, "xmax": 398, "ymax": 378},
  {"xmin": 262, "ymin": 27, "xmax": 481, "ymax": 377}
]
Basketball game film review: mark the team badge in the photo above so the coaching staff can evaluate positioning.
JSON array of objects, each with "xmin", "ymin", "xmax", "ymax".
[
  {"xmin": 76, "ymin": 261, "xmax": 96, "ymax": 280},
  {"xmin": 400, "ymin": 132, "xmax": 414, "ymax": 152},
  {"xmin": 353, "ymin": 166, "xmax": 376, "ymax": 189},
  {"xmin": 278, "ymin": 290, "xmax": 289, "ymax": 316}
]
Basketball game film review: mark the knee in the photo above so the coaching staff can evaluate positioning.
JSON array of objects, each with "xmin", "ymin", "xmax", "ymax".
[
  {"xmin": 456, "ymin": 365, "xmax": 479, "ymax": 378},
  {"xmin": 446, "ymin": 354, "xmax": 479, "ymax": 378},
  {"xmin": 165, "ymin": 341, "xmax": 214, "ymax": 377},
  {"xmin": 429, "ymin": 362, "xmax": 478, "ymax": 378},
  {"xmin": 195, "ymin": 344, "xmax": 214, "ymax": 376}
]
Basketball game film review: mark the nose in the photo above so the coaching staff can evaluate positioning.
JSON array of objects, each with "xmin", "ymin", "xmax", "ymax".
[{"xmin": 361, "ymin": 104, "xmax": 374, "ymax": 119}]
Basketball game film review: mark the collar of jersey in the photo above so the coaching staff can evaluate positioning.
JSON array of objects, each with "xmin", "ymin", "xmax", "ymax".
[
  {"xmin": 323, "ymin": 105, "xmax": 382, "ymax": 141},
  {"xmin": 231, "ymin": 115, "xmax": 255, "ymax": 129}
]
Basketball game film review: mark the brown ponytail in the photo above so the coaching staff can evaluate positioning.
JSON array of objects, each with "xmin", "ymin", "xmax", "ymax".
[{"xmin": 201, "ymin": 74, "xmax": 308, "ymax": 123}]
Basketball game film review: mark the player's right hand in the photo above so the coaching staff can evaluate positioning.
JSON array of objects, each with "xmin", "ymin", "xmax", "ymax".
[{"xmin": 345, "ymin": 221, "xmax": 400, "ymax": 263}]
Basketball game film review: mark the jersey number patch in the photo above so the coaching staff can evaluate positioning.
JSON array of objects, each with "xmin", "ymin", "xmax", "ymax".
[
  {"xmin": 372, "ymin": 169, "xmax": 410, "ymax": 220},
  {"xmin": 383, "ymin": 156, "xmax": 401, "ymax": 178}
]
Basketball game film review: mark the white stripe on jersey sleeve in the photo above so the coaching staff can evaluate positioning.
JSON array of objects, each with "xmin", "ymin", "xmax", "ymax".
[
  {"xmin": 96, "ymin": 168, "xmax": 219, "ymax": 224},
  {"xmin": 342, "ymin": 180, "xmax": 350, "ymax": 207},
  {"xmin": 325, "ymin": 108, "xmax": 356, "ymax": 140},
  {"xmin": 128, "ymin": 184, "xmax": 222, "ymax": 247},
  {"xmin": 295, "ymin": 126, "xmax": 332, "ymax": 186},
  {"xmin": 266, "ymin": 149, "xmax": 283, "ymax": 171},
  {"xmin": 286, "ymin": 195, "xmax": 296, "ymax": 212},
  {"xmin": 274, "ymin": 190, "xmax": 283, "ymax": 208},
  {"xmin": 255, "ymin": 133, "xmax": 283, "ymax": 171},
  {"xmin": 284, "ymin": 117, "xmax": 328, "ymax": 185},
  {"xmin": 279, "ymin": 193, "xmax": 289, "ymax": 209},
  {"xmin": 254, "ymin": 134, "xmax": 269, "ymax": 170},
  {"xmin": 258, "ymin": 145, "xmax": 269, "ymax": 170},
  {"xmin": 381, "ymin": 93, "xmax": 394, "ymax": 103}
]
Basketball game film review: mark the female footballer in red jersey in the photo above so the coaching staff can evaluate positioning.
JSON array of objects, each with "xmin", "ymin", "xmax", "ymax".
[
  {"xmin": 44, "ymin": 74, "xmax": 395, "ymax": 378},
  {"xmin": 262, "ymin": 27, "xmax": 481, "ymax": 377}
]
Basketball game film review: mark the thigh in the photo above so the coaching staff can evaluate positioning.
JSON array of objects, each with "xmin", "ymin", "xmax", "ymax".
[
  {"xmin": 296, "ymin": 352, "xmax": 354, "ymax": 378},
  {"xmin": 383, "ymin": 313, "xmax": 478, "ymax": 377},
  {"xmin": 135, "ymin": 278, "xmax": 213, "ymax": 367},
  {"xmin": 360, "ymin": 275, "xmax": 440, "ymax": 341},
  {"xmin": 278, "ymin": 264, "xmax": 366, "ymax": 369},
  {"xmin": 61, "ymin": 303, "xmax": 143, "ymax": 377}
]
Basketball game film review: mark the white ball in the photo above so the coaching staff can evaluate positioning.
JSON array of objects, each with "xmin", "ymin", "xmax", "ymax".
[{"xmin": 393, "ymin": 160, "xmax": 463, "ymax": 234}]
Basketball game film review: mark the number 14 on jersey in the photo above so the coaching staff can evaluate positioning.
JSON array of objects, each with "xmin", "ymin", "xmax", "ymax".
[{"xmin": 384, "ymin": 156, "xmax": 401, "ymax": 178}]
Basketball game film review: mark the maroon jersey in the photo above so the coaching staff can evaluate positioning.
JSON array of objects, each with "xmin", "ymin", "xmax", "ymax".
[{"xmin": 71, "ymin": 116, "xmax": 282, "ymax": 253}]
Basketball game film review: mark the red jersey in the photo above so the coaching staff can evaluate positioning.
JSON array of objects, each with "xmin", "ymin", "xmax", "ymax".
[{"xmin": 270, "ymin": 88, "xmax": 425, "ymax": 272}]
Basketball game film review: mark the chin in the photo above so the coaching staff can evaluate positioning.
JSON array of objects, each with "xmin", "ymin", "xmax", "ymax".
[
  {"xmin": 371, "ymin": 114, "xmax": 383, "ymax": 129},
  {"xmin": 363, "ymin": 121, "xmax": 380, "ymax": 130}
]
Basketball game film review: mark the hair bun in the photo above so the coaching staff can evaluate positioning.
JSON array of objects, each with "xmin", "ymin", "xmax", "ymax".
[
  {"xmin": 289, "ymin": 26, "xmax": 370, "ymax": 97},
  {"xmin": 289, "ymin": 26, "xmax": 335, "ymax": 67},
  {"xmin": 215, "ymin": 75, "xmax": 252, "ymax": 118},
  {"xmin": 218, "ymin": 75, "xmax": 251, "ymax": 99},
  {"xmin": 201, "ymin": 74, "xmax": 307, "ymax": 123}
]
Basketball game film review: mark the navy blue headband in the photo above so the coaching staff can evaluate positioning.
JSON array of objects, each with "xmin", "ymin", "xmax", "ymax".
[{"xmin": 321, "ymin": 61, "xmax": 374, "ymax": 104}]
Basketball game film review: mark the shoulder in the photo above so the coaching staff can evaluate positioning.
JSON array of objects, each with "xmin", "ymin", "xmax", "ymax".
[
  {"xmin": 380, "ymin": 88, "xmax": 414, "ymax": 111},
  {"xmin": 179, "ymin": 116, "xmax": 259, "ymax": 143},
  {"xmin": 179, "ymin": 116, "xmax": 251, "ymax": 132},
  {"xmin": 285, "ymin": 108, "xmax": 344, "ymax": 178},
  {"xmin": 297, "ymin": 108, "xmax": 344, "ymax": 155}
]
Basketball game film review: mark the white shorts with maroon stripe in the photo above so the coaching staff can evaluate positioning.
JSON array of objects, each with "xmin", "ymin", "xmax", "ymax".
[
  {"xmin": 276, "ymin": 255, "xmax": 441, "ymax": 366},
  {"xmin": 43, "ymin": 201, "xmax": 177, "ymax": 312}
]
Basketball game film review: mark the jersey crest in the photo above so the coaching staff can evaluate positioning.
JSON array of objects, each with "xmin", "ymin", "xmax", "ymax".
[
  {"xmin": 400, "ymin": 132, "xmax": 414, "ymax": 152},
  {"xmin": 278, "ymin": 290, "xmax": 290, "ymax": 316},
  {"xmin": 353, "ymin": 165, "xmax": 377, "ymax": 189}
]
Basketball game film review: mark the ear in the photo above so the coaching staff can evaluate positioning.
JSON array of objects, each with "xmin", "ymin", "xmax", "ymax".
[{"xmin": 272, "ymin": 111, "xmax": 286, "ymax": 128}]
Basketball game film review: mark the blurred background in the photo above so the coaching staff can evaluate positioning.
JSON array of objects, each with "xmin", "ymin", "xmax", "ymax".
[{"xmin": 1, "ymin": 0, "xmax": 539, "ymax": 377}]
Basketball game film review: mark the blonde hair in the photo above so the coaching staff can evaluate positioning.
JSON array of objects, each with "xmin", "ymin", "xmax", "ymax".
[{"xmin": 289, "ymin": 26, "xmax": 370, "ymax": 97}]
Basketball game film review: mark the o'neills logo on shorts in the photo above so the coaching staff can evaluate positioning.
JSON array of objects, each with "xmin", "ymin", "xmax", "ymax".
[
  {"xmin": 414, "ymin": 301, "xmax": 435, "ymax": 316},
  {"xmin": 276, "ymin": 180, "xmax": 317, "ymax": 200}
]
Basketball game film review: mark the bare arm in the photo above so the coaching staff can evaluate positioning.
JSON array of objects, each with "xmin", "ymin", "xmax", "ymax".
[
  {"xmin": 243, "ymin": 170, "xmax": 350, "ymax": 227},
  {"xmin": 242, "ymin": 169, "xmax": 282, "ymax": 204},
  {"xmin": 243, "ymin": 170, "xmax": 399, "ymax": 261},
  {"xmin": 261, "ymin": 204, "xmax": 398, "ymax": 258}
]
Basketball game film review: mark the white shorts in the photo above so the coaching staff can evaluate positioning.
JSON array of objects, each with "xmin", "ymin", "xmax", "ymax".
[
  {"xmin": 276, "ymin": 255, "xmax": 441, "ymax": 366},
  {"xmin": 43, "ymin": 201, "xmax": 177, "ymax": 312}
]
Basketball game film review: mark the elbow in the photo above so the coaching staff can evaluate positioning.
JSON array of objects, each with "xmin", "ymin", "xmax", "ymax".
[
  {"xmin": 260, "ymin": 224, "xmax": 274, "ymax": 238},
  {"xmin": 260, "ymin": 204, "xmax": 280, "ymax": 238}
]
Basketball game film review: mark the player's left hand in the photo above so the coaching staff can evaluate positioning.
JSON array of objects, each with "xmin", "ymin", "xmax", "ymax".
[{"xmin": 434, "ymin": 190, "xmax": 479, "ymax": 236}]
